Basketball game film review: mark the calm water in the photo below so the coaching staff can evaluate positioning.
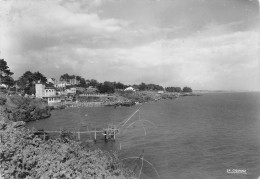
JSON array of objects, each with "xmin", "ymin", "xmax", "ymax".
[{"xmin": 26, "ymin": 92, "xmax": 260, "ymax": 179}]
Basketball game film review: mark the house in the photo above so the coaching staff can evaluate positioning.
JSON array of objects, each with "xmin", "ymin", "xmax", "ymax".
[
  {"xmin": 55, "ymin": 81, "xmax": 68, "ymax": 88},
  {"xmin": 47, "ymin": 78, "xmax": 56, "ymax": 84},
  {"xmin": 65, "ymin": 86, "xmax": 76, "ymax": 94},
  {"xmin": 35, "ymin": 82, "xmax": 61, "ymax": 105},
  {"xmin": 69, "ymin": 78, "xmax": 80, "ymax": 85},
  {"xmin": 124, "ymin": 86, "xmax": 136, "ymax": 92},
  {"xmin": 75, "ymin": 86, "xmax": 86, "ymax": 93},
  {"xmin": 86, "ymin": 86, "xmax": 98, "ymax": 94}
]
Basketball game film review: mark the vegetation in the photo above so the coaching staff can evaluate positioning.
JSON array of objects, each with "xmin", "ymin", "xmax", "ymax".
[
  {"xmin": 165, "ymin": 87, "xmax": 182, "ymax": 93},
  {"xmin": 60, "ymin": 74, "xmax": 87, "ymax": 87},
  {"xmin": 135, "ymin": 83, "xmax": 164, "ymax": 91},
  {"xmin": 0, "ymin": 59, "xmax": 14, "ymax": 89},
  {"xmin": 17, "ymin": 71, "xmax": 47, "ymax": 95},
  {"xmin": 0, "ymin": 121, "xmax": 135, "ymax": 179},
  {"xmin": 182, "ymin": 86, "xmax": 192, "ymax": 93},
  {"xmin": 1, "ymin": 94, "xmax": 51, "ymax": 122},
  {"xmin": 116, "ymin": 91, "xmax": 163, "ymax": 104},
  {"xmin": 0, "ymin": 100, "xmax": 135, "ymax": 179},
  {"xmin": 3, "ymin": 59, "xmax": 193, "ymax": 96}
]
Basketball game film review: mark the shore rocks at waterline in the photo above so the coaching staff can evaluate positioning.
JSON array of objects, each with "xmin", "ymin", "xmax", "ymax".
[
  {"xmin": 12, "ymin": 121, "xmax": 26, "ymax": 128},
  {"xmin": 106, "ymin": 101, "xmax": 136, "ymax": 107},
  {"xmin": 0, "ymin": 94, "xmax": 51, "ymax": 122}
]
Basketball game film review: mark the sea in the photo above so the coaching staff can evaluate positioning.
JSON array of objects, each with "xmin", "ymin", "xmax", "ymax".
[{"xmin": 26, "ymin": 92, "xmax": 260, "ymax": 179}]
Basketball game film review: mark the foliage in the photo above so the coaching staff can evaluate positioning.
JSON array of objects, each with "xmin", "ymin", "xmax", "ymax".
[
  {"xmin": 117, "ymin": 91, "xmax": 161, "ymax": 103},
  {"xmin": 182, "ymin": 86, "xmax": 192, "ymax": 93},
  {"xmin": 0, "ymin": 59, "xmax": 14, "ymax": 88},
  {"xmin": 97, "ymin": 81, "xmax": 116, "ymax": 94},
  {"xmin": 114, "ymin": 82, "xmax": 127, "ymax": 90},
  {"xmin": 76, "ymin": 76, "xmax": 87, "ymax": 88},
  {"xmin": 17, "ymin": 71, "xmax": 47, "ymax": 95},
  {"xmin": 0, "ymin": 96, "xmax": 7, "ymax": 105},
  {"xmin": 60, "ymin": 73, "xmax": 74, "ymax": 82},
  {"xmin": 86, "ymin": 79, "xmax": 98, "ymax": 88},
  {"xmin": 0, "ymin": 121, "xmax": 136, "ymax": 179},
  {"xmin": 165, "ymin": 87, "xmax": 182, "ymax": 92},
  {"xmin": 60, "ymin": 74, "xmax": 88, "ymax": 88},
  {"xmin": 2, "ymin": 94, "xmax": 51, "ymax": 122},
  {"xmin": 136, "ymin": 83, "xmax": 164, "ymax": 91}
]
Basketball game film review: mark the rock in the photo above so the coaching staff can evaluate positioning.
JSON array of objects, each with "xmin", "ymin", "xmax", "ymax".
[
  {"xmin": 12, "ymin": 121, "xmax": 26, "ymax": 128},
  {"xmin": 41, "ymin": 113, "xmax": 51, "ymax": 119}
]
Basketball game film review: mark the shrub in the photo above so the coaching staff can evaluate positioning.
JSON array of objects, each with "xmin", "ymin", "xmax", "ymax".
[
  {"xmin": 0, "ymin": 96, "xmax": 7, "ymax": 105},
  {"xmin": 0, "ymin": 123, "xmax": 136, "ymax": 179}
]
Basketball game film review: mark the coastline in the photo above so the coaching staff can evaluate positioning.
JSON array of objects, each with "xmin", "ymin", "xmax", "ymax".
[
  {"xmin": 0, "ymin": 96, "xmax": 136, "ymax": 179},
  {"xmin": 60, "ymin": 91, "xmax": 201, "ymax": 109}
]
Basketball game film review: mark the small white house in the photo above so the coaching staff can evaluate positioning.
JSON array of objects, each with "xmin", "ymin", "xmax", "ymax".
[
  {"xmin": 124, "ymin": 87, "xmax": 136, "ymax": 92},
  {"xmin": 158, "ymin": 91, "xmax": 164, "ymax": 94},
  {"xmin": 42, "ymin": 96, "xmax": 61, "ymax": 104},
  {"xmin": 35, "ymin": 83, "xmax": 61, "ymax": 105},
  {"xmin": 66, "ymin": 87, "xmax": 76, "ymax": 94},
  {"xmin": 47, "ymin": 78, "xmax": 56, "ymax": 84}
]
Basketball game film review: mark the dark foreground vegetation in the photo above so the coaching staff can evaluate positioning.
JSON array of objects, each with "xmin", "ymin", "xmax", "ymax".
[
  {"xmin": 0, "ymin": 94, "xmax": 51, "ymax": 122},
  {"xmin": 0, "ymin": 97, "xmax": 135, "ymax": 179}
]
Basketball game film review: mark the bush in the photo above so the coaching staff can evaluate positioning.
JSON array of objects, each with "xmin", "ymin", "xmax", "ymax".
[
  {"xmin": 0, "ymin": 96, "xmax": 7, "ymax": 105},
  {"xmin": 0, "ymin": 123, "xmax": 136, "ymax": 179},
  {"xmin": 3, "ymin": 95, "xmax": 51, "ymax": 122}
]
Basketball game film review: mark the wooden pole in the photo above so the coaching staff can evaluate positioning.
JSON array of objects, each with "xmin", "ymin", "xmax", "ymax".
[
  {"xmin": 94, "ymin": 128, "xmax": 96, "ymax": 142},
  {"xmin": 43, "ymin": 128, "xmax": 45, "ymax": 140},
  {"xmin": 113, "ymin": 128, "xmax": 115, "ymax": 140},
  {"xmin": 78, "ymin": 129, "xmax": 80, "ymax": 140}
]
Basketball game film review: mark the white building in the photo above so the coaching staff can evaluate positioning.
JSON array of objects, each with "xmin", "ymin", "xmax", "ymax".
[
  {"xmin": 66, "ymin": 87, "xmax": 76, "ymax": 94},
  {"xmin": 124, "ymin": 87, "xmax": 136, "ymax": 92},
  {"xmin": 35, "ymin": 83, "xmax": 61, "ymax": 105},
  {"xmin": 158, "ymin": 91, "xmax": 164, "ymax": 94},
  {"xmin": 47, "ymin": 78, "xmax": 56, "ymax": 84}
]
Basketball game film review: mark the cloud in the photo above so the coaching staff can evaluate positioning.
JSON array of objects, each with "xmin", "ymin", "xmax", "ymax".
[
  {"xmin": 1, "ymin": 0, "xmax": 259, "ymax": 91},
  {"xmin": 0, "ymin": 0, "xmax": 127, "ymax": 52}
]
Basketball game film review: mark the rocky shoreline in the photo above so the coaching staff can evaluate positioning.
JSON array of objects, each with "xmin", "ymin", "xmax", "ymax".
[
  {"xmin": 60, "ymin": 91, "xmax": 201, "ymax": 109},
  {"xmin": 103, "ymin": 91, "xmax": 200, "ymax": 107}
]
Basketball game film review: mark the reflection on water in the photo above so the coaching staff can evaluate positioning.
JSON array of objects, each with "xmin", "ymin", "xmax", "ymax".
[{"xmin": 27, "ymin": 92, "xmax": 260, "ymax": 179}]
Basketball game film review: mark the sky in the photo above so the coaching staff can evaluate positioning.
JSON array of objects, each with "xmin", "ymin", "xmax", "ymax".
[{"xmin": 0, "ymin": 0, "xmax": 259, "ymax": 91}]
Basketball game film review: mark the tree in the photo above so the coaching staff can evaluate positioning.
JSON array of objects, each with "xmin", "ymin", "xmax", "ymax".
[
  {"xmin": 114, "ymin": 82, "xmax": 126, "ymax": 89},
  {"xmin": 0, "ymin": 59, "xmax": 14, "ymax": 88},
  {"xmin": 75, "ymin": 76, "xmax": 87, "ymax": 87},
  {"xmin": 165, "ymin": 86, "xmax": 182, "ymax": 92},
  {"xmin": 138, "ymin": 83, "xmax": 147, "ymax": 91},
  {"xmin": 60, "ymin": 73, "xmax": 71, "ymax": 82},
  {"xmin": 88, "ymin": 79, "xmax": 98, "ymax": 88},
  {"xmin": 182, "ymin": 87, "xmax": 192, "ymax": 93},
  {"xmin": 175, "ymin": 87, "xmax": 182, "ymax": 92},
  {"xmin": 17, "ymin": 71, "xmax": 47, "ymax": 95},
  {"xmin": 97, "ymin": 81, "xmax": 115, "ymax": 93},
  {"xmin": 33, "ymin": 72, "xmax": 47, "ymax": 83},
  {"xmin": 2, "ymin": 76, "xmax": 15, "ymax": 88}
]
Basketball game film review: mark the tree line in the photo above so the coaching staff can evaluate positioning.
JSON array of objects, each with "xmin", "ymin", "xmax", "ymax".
[
  {"xmin": 165, "ymin": 86, "xmax": 192, "ymax": 93},
  {"xmin": 0, "ymin": 59, "xmax": 192, "ymax": 94}
]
